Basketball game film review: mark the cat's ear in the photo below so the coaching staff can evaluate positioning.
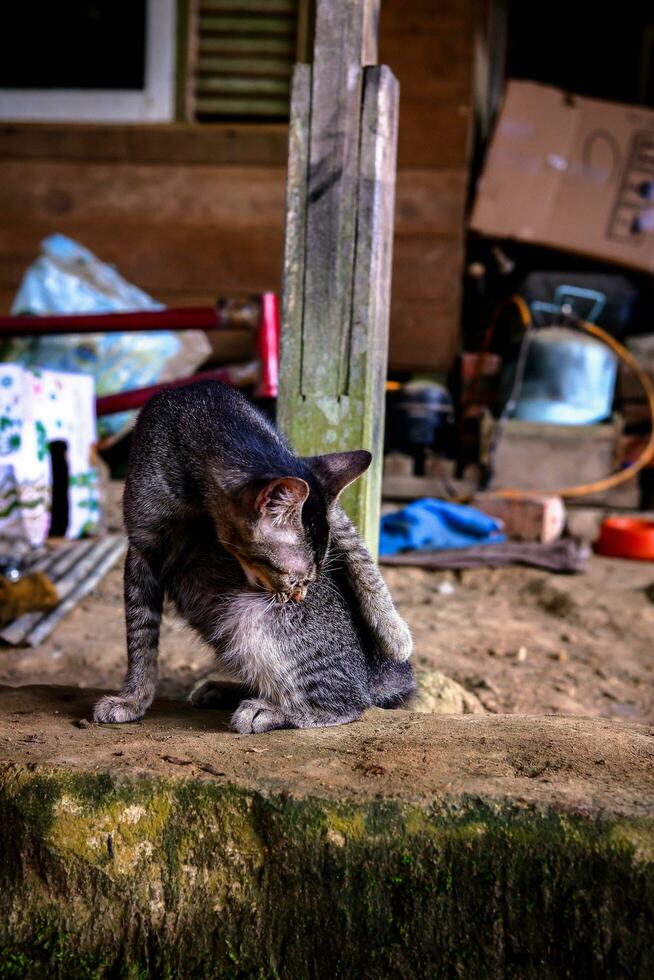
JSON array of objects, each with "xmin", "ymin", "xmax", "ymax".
[
  {"xmin": 254, "ymin": 476, "xmax": 310, "ymax": 522},
  {"xmin": 304, "ymin": 450, "xmax": 372, "ymax": 504}
]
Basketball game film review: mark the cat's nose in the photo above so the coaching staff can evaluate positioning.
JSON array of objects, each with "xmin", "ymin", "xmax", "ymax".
[{"xmin": 289, "ymin": 585, "xmax": 307, "ymax": 603}]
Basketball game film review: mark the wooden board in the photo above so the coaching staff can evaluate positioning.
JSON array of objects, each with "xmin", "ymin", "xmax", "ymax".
[
  {"xmin": 388, "ymin": 297, "xmax": 461, "ymax": 373},
  {"xmin": 299, "ymin": 0, "xmax": 380, "ymax": 399},
  {"xmin": 278, "ymin": 0, "xmax": 399, "ymax": 547},
  {"xmin": 0, "ymin": 220, "xmax": 285, "ymax": 296},
  {"xmin": 0, "ymin": 123, "xmax": 290, "ymax": 166},
  {"xmin": 0, "ymin": 161, "xmax": 466, "ymax": 234},
  {"xmin": 380, "ymin": 0, "xmax": 475, "ymax": 170},
  {"xmin": 0, "ymin": 161, "xmax": 287, "ymax": 227},
  {"xmin": 394, "ymin": 170, "xmax": 467, "ymax": 235},
  {"xmin": 396, "ymin": 102, "xmax": 472, "ymax": 170},
  {"xmin": 390, "ymin": 235, "xmax": 464, "ymax": 299},
  {"xmin": 379, "ymin": 0, "xmax": 475, "ymax": 32}
]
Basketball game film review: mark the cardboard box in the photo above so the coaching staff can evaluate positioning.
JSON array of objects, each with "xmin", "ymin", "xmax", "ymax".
[{"xmin": 470, "ymin": 81, "xmax": 654, "ymax": 272}]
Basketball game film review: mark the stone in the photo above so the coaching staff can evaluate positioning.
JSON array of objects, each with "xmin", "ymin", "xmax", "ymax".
[
  {"xmin": 413, "ymin": 670, "xmax": 484, "ymax": 714},
  {"xmin": 1, "ymin": 684, "xmax": 653, "ymax": 978}
]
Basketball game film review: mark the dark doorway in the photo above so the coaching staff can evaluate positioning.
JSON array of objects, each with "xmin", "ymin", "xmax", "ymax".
[{"xmin": 48, "ymin": 441, "xmax": 70, "ymax": 538}]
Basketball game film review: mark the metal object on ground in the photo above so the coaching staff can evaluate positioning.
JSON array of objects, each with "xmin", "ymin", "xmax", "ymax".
[
  {"xmin": 0, "ymin": 536, "xmax": 126, "ymax": 647},
  {"xmin": 24, "ymin": 538, "xmax": 126, "ymax": 647}
]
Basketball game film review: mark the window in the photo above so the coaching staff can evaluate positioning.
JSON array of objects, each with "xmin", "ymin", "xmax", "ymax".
[
  {"xmin": 0, "ymin": 0, "xmax": 176, "ymax": 123},
  {"xmin": 183, "ymin": 0, "xmax": 305, "ymax": 121},
  {"xmin": 0, "ymin": 0, "xmax": 310, "ymax": 126}
]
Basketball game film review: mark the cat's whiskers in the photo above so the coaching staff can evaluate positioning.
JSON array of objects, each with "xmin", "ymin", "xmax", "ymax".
[
  {"xmin": 321, "ymin": 547, "xmax": 344, "ymax": 572},
  {"xmin": 317, "ymin": 577, "xmax": 344, "ymax": 604},
  {"xmin": 321, "ymin": 557, "xmax": 343, "ymax": 573},
  {"xmin": 215, "ymin": 535, "xmax": 243, "ymax": 553}
]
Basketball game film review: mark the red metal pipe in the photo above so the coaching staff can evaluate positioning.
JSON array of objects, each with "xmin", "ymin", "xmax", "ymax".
[
  {"xmin": 0, "ymin": 306, "xmax": 224, "ymax": 334},
  {"xmin": 95, "ymin": 363, "xmax": 259, "ymax": 417},
  {"xmin": 0, "ymin": 294, "xmax": 280, "ymax": 412},
  {"xmin": 256, "ymin": 291, "xmax": 280, "ymax": 398}
]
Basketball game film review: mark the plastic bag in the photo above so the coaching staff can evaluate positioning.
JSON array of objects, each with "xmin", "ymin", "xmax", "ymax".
[{"xmin": 5, "ymin": 235, "xmax": 211, "ymax": 439}]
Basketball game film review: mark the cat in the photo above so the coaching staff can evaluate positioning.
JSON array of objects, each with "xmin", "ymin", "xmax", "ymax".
[{"xmin": 93, "ymin": 381, "xmax": 413, "ymax": 733}]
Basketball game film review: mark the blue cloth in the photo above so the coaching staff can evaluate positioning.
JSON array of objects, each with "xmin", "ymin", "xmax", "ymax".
[{"xmin": 379, "ymin": 498, "xmax": 505, "ymax": 557}]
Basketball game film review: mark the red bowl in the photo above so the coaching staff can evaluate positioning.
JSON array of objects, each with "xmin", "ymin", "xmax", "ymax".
[{"xmin": 595, "ymin": 517, "xmax": 654, "ymax": 561}]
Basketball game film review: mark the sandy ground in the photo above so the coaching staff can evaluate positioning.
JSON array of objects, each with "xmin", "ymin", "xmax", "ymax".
[{"xmin": 0, "ymin": 482, "xmax": 652, "ymax": 724}]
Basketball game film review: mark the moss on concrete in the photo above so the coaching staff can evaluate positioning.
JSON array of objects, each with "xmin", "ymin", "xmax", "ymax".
[
  {"xmin": 1, "ymin": 764, "xmax": 653, "ymax": 979},
  {"xmin": 1, "ymin": 686, "xmax": 653, "ymax": 978}
]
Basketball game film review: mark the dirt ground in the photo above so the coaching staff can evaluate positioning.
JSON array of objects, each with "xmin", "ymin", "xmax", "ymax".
[{"xmin": 0, "ymin": 481, "xmax": 652, "ymax": 724}]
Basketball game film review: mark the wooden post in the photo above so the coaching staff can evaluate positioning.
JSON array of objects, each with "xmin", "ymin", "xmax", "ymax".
[{"xmin": 277, "ymin": 0, "xmax": 399, "ymax": 555}]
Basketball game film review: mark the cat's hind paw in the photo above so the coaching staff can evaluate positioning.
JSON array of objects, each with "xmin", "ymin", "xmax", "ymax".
[
  {"xmin": 93, "ymin": 694, "xmax": 144, "ymax": 724},
  {"xmin": 230, "ymin": 699, "xmax": 292, "ymax": 734}
]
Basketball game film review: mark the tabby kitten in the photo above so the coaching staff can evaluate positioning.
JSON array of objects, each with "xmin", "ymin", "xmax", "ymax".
[{"xmin": 93, "ymin": 381, "xmax": 413, "ymax": 733}]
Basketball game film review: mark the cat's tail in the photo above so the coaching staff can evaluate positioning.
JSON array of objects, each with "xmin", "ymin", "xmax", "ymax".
[{"xmin": 369, "ymin": 659, "xmax": 416, "ymax": 709}]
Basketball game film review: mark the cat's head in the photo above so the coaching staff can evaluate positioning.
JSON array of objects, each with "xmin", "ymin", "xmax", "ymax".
[{"xmin": 219, "ymin": 450, "xmax": 371, "ymax": 602}]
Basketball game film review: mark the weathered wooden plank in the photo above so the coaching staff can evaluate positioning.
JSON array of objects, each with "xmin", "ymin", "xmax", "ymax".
[
  {"xmin": 394, "ymin": 170, "xmax": 467, "ymax": 235},
  {"xmin": 200, "ymin": 0, "xmax": 298, "ymax": 11},
  {"xmin": 198, "ymin": 35, "xmax": 295, "ymax": 54},
  {"xmin": 278, "ymin": 4, "xmax": 398, "ymax": 551},
  {"xmin": 390, "ymin": 235, "xmax": 464, "ymax": 298},
  {"xmin": 345, "ymin": 64, "xmax": 399, "ymax": 549},
  {"xmin": 0, "ymin": 111, "xmax": 471, "ymax": 170},
  {"xmin": 382, "ymin": 473, "xmax": 477, "ymax": 501},
  {"xmin": 388, "ymin": 297, "xmax": 461, "ymax": 373},
  {"xmin": 380, "ymin": 33, "xmax": 474, "ymax": 100},
  {"xmin": 379, "ymin": 0, "xmax": 475, "ymax": 33},
  {"xmin": 0, "ymin": 221, "xmax": 284, "ymax": 295},
  {"xmin": 277, "ymin": 64, "xmax": 311, "ymax": 431},
  {"xmin": 196, "ymin": 55, "xmax": 294, "ymax": 75},
  {"xmin": 176, "ymin": 0, "xmax": 194, "ymax": 122},
  {"xmin": 196, "ymin": 97, "xmax": 290, "ymax": 115},
  {"xmin": 196, "ymin": 76, "xmax": 290, "ymax": 94},
  {"xmin": 301, "ymin": 0, "xmax": 380, "ymax": 398},
  {"xmin": 396, "ymin": 101, "xmax": 472, "ymax": 169},
  {"xmin": 0, "ymin": 162, "xmax": 287, "ymax": 225},
  {"xmin": 0, "ymin": 161, "xmax": 466, "ymax": 235},
  {"xmin": 0, "ymin": 123, "xmax": 291, "ymax": 166},
  {"xmin": 198, "ymin": 15, "xmax": 297, "ymax": 34},
  {"xmin": 379, "ymin": 0, "xmax": 475, "ymax": 170}
]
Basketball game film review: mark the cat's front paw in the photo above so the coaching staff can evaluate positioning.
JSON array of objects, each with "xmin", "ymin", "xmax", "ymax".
[
  {"xmin": 93, "ymin": 695, "xmax": 144, "ymax": 724},
  {"xmin": 378, "ymin": 615, "xmax": 413, "ymax": 662},
  {"xmin": 230, "ymin": 699, "xmax": 290, "ymax": 734}
]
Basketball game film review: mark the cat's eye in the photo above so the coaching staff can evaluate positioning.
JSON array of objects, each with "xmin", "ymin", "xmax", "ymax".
[{"xmin": 256, "ymin": 557, "xmax": 286, "ymax": 575}]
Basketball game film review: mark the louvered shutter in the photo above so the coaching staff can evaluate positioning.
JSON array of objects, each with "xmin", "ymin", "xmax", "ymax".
[{"xmin": 191, "ymin": 0, "xmax": 300, "ymax": 120}]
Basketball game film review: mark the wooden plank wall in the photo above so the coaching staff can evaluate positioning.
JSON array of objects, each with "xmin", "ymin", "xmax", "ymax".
[
  {"xmin": 381, "ymin": 0, "xmax": 474, "ymax": 371},
  {"xmin": 0, "ymin": 0, "xmax": 474, "ymax": 372}
]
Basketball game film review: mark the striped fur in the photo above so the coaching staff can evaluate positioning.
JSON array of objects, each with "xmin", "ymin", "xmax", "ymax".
[{"xmin": 93, "ymin": 382, "xmax": 414, "ymax": 733}]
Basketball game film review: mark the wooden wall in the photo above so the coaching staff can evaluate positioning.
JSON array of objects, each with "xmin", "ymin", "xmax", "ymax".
[{"xmin": 0, "ymin": 0, "xmax": 475, "ymax": 372}]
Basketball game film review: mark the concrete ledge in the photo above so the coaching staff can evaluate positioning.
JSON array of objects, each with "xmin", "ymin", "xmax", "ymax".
[{"xmin": 1, "ymin": 685, "xmax": 653, "ymax": 978}]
